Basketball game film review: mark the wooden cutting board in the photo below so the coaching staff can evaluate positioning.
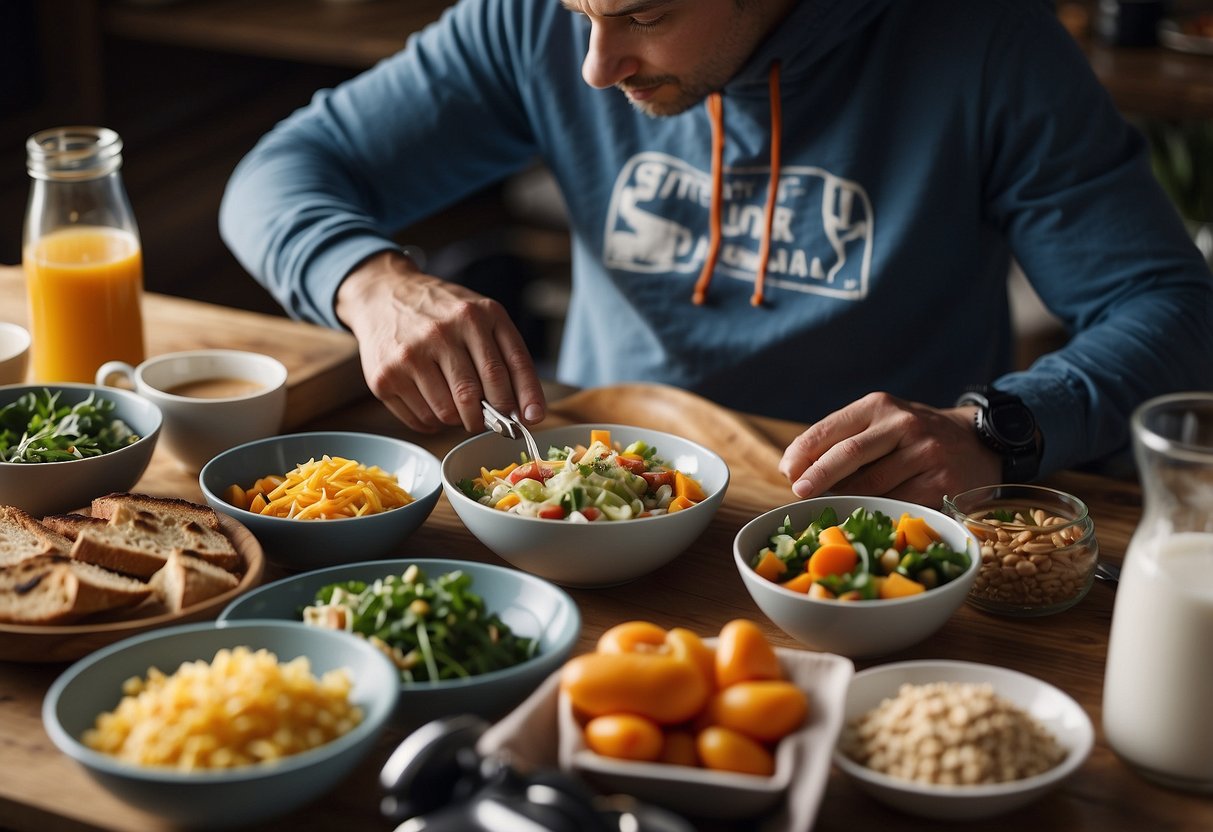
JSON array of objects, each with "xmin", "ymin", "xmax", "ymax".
[{"xmin": 0, "ymin": 265, "xmax": 367, "ymax": 429}]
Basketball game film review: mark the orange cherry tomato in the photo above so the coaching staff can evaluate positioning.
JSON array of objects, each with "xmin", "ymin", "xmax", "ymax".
[
  {"xmin": 584, "ymin": 714, "xmax": 664, "ymax": 762},
  {"xmin": 696, "ymin": 726, "xmax": 776, "ymax": 777},
  {"xmin": 702, "ymin": 680, "xmax": 809, "ymax": 743},
  {"xmin": 560, "ymin": 652, "xmax": 711, "ymax": 724},
  {"xmin": 715, "ymin": 619, "xmax": 782, "ymax": 689}
]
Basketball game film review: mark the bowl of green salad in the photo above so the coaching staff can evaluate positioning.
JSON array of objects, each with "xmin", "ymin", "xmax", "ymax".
[
  {"xmin": 0, "ymin": 383, "xmax": 161, "ymax": 517},
  {"xmin": 218, "ymin": 558, "xmax": 581, "ymax": 727},
  {"xmin": 734, "ymin": 497, "xmax": 980, "ymax": 658},
  {"xmin": 441, "ymin": 423, "xmax": 729, "ymax": 588}
]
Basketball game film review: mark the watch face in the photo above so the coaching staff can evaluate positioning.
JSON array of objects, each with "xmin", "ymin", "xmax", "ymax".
[{"xmin": 991, "ymin": 403, "xmax": 1036, "ymax": 447}]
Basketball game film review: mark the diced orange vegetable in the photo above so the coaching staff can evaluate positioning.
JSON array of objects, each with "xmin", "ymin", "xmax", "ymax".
[
  {"xmin": 880, "ymin": 571, "xmax": 927, "ymax": 599},
  {"xmin": 590, "ymin": 429, "xmax": 612, "ymax": 447},
  {"xmin": 248, "ymin": 492, "xmax": 268, "ymax": 514},
  {"xmin": 895, "ymin": 514, "xmax": 939, "ymax": 551},
  {"xmin": 673, "ymin": 471, "xmax": 707, "ymax": 503},
  {"xmin": 817, "ymin": 525, "xmax": 852, "ymax": 548},
  {"xmin": 780, "ymin": 572, "xmax": 817, "ymax": 594},
  {"xmin": 224, "ymin": 484, "xmax": 246, "ymax": 509},
  {"xmin": 807, "ymin": 543, "xmax": 858, "ymax": 578},
  {"xmin": 667, "ymin": 495, "xmax": 696, "ymax": 513},
  {"xmin": 753, "ymin": 549, "xmax": 787, "ymax": 582}
]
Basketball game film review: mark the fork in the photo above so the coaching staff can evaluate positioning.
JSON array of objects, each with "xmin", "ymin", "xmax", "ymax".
[{"xmin": 481, "ymin": 400, "xmax": 543, "ymax": 463}]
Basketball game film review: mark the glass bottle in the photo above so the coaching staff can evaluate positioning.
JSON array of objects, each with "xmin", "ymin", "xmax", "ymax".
[
  {"xmin": 1103, "ymin": 392, "xmax": 1213, "ymax": 793},
  {"xmin": 23, "ymin": 126, "xmax": 146, "ymax": 383}
]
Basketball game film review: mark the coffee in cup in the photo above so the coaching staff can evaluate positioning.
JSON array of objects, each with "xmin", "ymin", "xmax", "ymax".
[{"xmin": 97, "ymin": 349, "xmax": 287, "ymax": 471}]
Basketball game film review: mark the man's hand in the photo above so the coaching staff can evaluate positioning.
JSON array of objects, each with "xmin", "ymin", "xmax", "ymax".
[
  {"xmin": 778, "ymin": 392, "xmax": 1001, "ymax": 505},
  {"xmin": 335, "ymin": 250, "xmax": 546, "ymax": 433}
]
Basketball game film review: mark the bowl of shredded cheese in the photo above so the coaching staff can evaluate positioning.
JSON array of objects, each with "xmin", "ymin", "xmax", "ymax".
[
  {"xmin": 42, "ymin": 620, "xmax": 400, "ymax": 828},
  {"xmin": 199, "ymin": 431, "xmax": 442, "ymax": 570}
]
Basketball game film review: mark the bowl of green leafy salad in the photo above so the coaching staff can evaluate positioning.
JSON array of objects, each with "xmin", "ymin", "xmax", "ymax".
[
  {"xmin": 219, "ymin": 558, "xmax": 581, "ymax": 727},
  {"xmin": 0, "ymin": 383, "xmax": 161, "ymax": 517},
  {"xmin": 733, "ymin": 497, "xmax": 980, "ymax": 658}
]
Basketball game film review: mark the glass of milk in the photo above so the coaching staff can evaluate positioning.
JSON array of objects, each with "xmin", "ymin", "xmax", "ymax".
[{"xmin": 1103, "ymin": 392, "xmax": 1213, "ymax": 793}]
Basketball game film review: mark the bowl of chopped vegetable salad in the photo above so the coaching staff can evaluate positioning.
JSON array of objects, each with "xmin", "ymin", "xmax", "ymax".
[
  {"xmin": 733, "ymin": 497, "xmax": 980, "ymax": 658},
  {"xmin": 442, "ymin": 424, "xmax": 729, "ymax": 587},
  {"xmin": 219, "ymin": 558, "xmax": 580, "ymax": 726},
  {"xmin": 0, "ymin": 383, "xmax": 161, "ymax": 517}
]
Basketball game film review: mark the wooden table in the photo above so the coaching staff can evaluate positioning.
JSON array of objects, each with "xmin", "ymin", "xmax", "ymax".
[{"xmin": 1, "ymin": 271, "xmax": 1210, "ymax": 831}]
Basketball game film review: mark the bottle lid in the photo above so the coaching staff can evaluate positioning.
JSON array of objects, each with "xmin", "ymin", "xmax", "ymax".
[{"xmin": 26, "ymin": 126, "xmax": 124, "ymax": 181}]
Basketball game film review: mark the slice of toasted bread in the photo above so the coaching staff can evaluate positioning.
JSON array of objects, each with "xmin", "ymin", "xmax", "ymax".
[
  {"xmin": 41, "ymin": 513, "xmax": 108, "ymax": 542},
  {"xmin": 0, "ymin": 505, "xmax": 72, "ymax": 567},
  {"xmin": 0, "ymin": 554, "xmax": 150, "ymax": 624},
  {"xmin": 91, "ymin": 492, "xmax": 222, "ymax": 531},
  {"xmin": 71, "ymin": 504, "xmax": 242, "ymax": 578},
  {"xmin": 148, "ymin": 549, "xmax": 240, "ymax": 612}
]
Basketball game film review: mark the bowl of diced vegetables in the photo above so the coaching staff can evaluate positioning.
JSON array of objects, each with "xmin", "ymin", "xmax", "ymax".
[
  {"xmin": 733, "ymin": 497, "xmax": 980, "ymax": 658},
  {"xmin": 441, "ymin": 424, "xmax": 729, "ymax": 588},
  {"xmin": 219, "ymin": 558, "xmax": 581, "ymax": 727},
  {"xmin": 0, "ymin": 383, "xmax": 161, "ymax": 517}
]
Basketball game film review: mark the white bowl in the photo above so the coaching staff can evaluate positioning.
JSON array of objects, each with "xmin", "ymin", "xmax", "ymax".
[
  {"xmin": 832, "ymin": 660, "xmax": 1094, "ymax": 820},
  {"xmin": 442, "ymin": 423, "xmax": 729, "ymax": 587},
  {"xmin": 0, "ymin": 383, "xmax": 162, "ymax": 517},
  {"xmin": 199, "ymin": 431, "xmax": 442, "ymax": 571},
  {"xmin": 733, "ymin": 496, "xmax": 980, "ymax": 658}
]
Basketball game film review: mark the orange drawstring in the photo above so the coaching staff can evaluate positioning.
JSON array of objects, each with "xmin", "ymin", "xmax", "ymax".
[
  {"xmin": 691, "ymin": 61, "xmax": 783, "ymax": 307},
  {"xmin": 753, "ymin": 61, "xmax": 781, "ymax": 307},
  {"xmin": 692, "ymin": 91, "xmax": 725, "ymax": 306}
]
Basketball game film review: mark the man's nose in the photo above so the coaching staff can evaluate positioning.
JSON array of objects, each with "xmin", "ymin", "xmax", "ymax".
[{"xmin": 581, "ymin": 23, "xmax": 640, "ymax": 89}]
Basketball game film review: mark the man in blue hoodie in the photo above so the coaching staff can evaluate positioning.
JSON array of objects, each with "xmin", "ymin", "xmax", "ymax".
[{"xmin": 220, "ymin": 0, "xmax": 1213, "ymax": 504}]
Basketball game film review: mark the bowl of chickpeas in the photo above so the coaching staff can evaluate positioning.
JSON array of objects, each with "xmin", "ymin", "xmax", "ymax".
[
  {"xmin": 833, "ymin": 660, "xmax": 1094, "ymax": 820},
  {"xmin": 943, "ymin": 484, "xmax": 1098, "ymax": 617},
  {"xmin": 42, "ymin": 620, "xmax": 400, "ymax": 828}
]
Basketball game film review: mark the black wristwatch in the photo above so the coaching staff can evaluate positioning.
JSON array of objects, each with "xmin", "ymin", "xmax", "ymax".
[{"xmin": 955, "ymin": 386, "xmax": 1041, "ymax": 482}]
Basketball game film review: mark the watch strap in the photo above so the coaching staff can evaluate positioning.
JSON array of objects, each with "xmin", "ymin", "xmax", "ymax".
[{"xmin": 956, "ymin": 386, "xmax": 1041, "ymax": 482}]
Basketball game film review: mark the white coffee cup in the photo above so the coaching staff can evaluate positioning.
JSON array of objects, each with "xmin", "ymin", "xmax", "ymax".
[
  {"xmin": 0, "ymin": 323, "xmax": 31, "ymax": 385},
  {"xmin": 97, "ymin": 349, "xmax": 288, "ymax": 471}
]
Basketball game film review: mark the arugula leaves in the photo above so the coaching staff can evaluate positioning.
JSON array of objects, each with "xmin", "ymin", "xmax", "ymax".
[{"xmin": 0, "ymin": 389, "xmax": 139, "ymax": 463}]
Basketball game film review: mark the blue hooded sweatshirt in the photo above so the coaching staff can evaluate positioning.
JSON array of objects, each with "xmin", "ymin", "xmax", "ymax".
[{"xmin": 220, "ymin": 0, "xmax": 1213, "ymax": 478}]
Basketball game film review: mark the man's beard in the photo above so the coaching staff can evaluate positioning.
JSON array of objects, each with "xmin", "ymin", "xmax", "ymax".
[{"xmin": 617, "ymin": 75, "xmax": 715, "ymax": 118}]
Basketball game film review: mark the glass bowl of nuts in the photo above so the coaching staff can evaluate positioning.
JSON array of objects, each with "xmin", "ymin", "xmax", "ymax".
[{"xmin": 942, "ymin": 484, "xmax": 1097, "ymax": 617}]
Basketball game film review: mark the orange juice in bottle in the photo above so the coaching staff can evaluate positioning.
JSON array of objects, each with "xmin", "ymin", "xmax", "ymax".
[{"xmin": 23, "ymin": 127, "xmax": 146, "ymax": 382}]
